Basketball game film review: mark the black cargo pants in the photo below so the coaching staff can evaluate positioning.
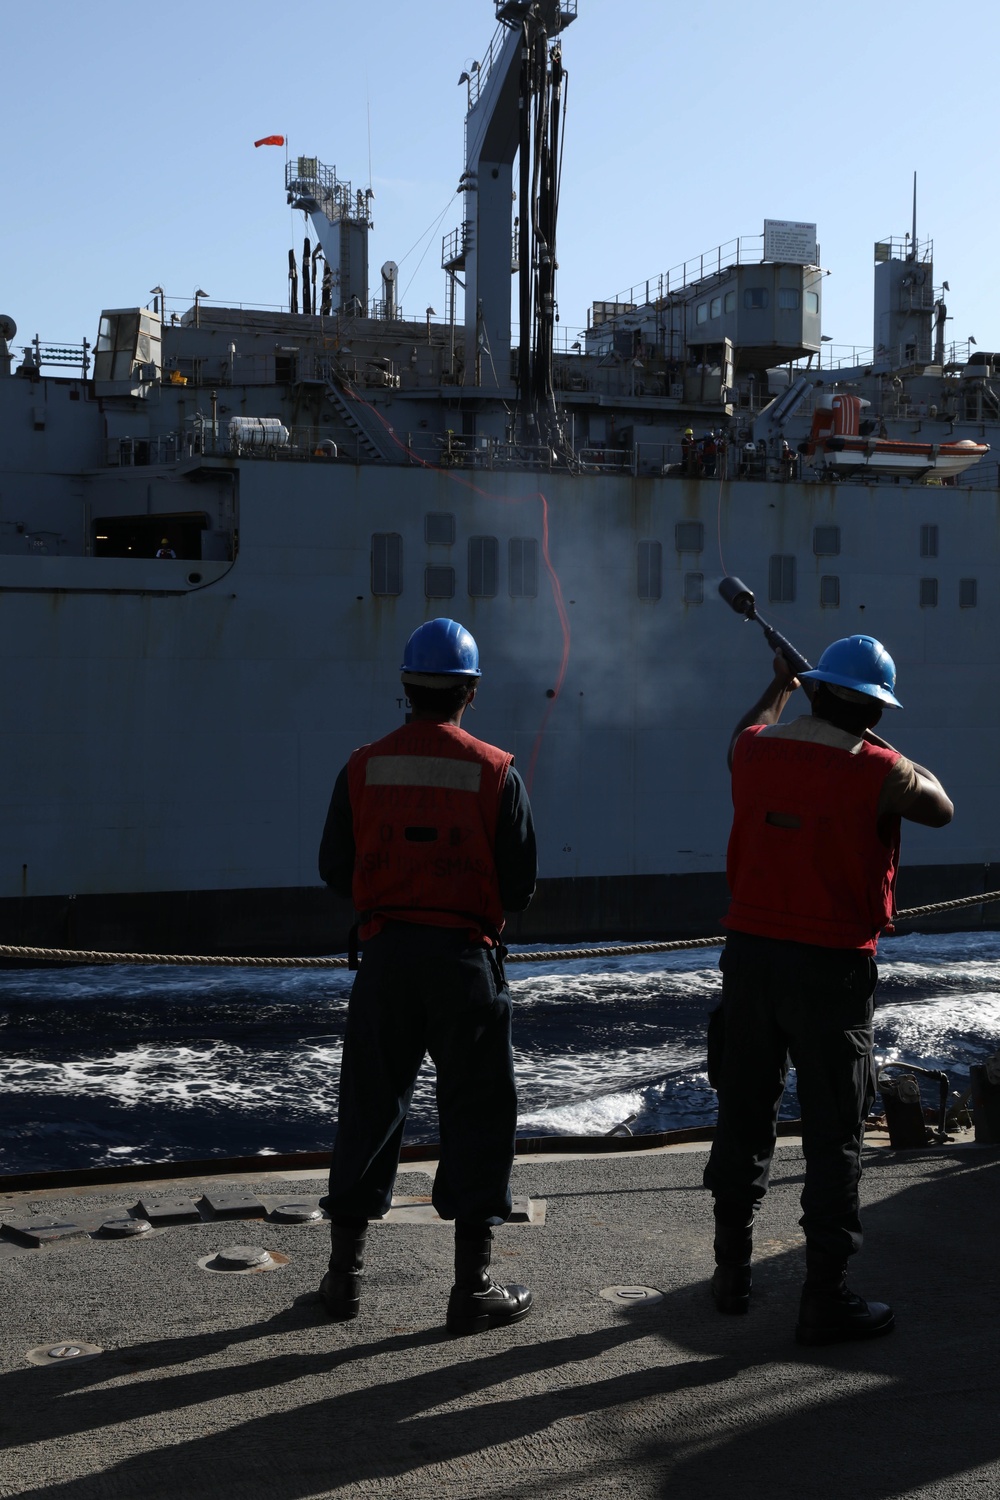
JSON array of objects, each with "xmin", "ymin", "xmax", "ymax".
[
  {"xmin": 327, "ymin": 921, "xmax": 517, "ymax": 1225},
  {"xmin": 703, "ymin": 930, "xmax": 878, "ymax": 1261}
]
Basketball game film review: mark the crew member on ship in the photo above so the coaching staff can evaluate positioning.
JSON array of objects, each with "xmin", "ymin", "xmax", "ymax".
[
  {"xmin": 779, "ymin": 439, "xmax": 797, "ymax": 481},
  {"xmin": 317, "ymin": 617, "xmax": 538, "ymax": 1335},
  {"xmin": 155, "ymin": 537, "xmax": 176, "ymax": 559},
  {"xmin": 704, "ymin": 636, "xmax": 953, "ymax": 1344},
  {"xmin": 681, "ymin": 427, "xmax": 700, "ymax": 477}
]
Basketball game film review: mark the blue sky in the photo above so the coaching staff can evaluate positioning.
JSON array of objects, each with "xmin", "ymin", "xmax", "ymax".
[{"xmin": 4, "ymin": 0, "xmax": 999, "ymax": 363}]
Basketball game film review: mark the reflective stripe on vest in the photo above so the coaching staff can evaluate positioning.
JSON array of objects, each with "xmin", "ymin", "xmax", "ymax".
[
  {"xmin": 348, "ymin": 722, "xmax": 512, "ymax": 942},
  {"xmin": 364, "ymin": 756, "xmax": 483, "ymax": 793},
  {"xmin": 725, "ymin": 724, "xmax": 901, "ymax": 952}
]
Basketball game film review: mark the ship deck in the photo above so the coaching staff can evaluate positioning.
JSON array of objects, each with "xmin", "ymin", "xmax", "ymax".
[{"xmin": 2, "ymin": 1139, "xmax": 998, "ymax": 1498}]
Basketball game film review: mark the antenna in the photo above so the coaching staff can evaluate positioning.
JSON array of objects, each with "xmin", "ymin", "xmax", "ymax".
[
  {"xmin": 911, "ymin": 170, "xmax": 917, "ymax": 258},
  {"xmin": 367, "ymin": 79, "xmax": 374, "ymax": 195}
]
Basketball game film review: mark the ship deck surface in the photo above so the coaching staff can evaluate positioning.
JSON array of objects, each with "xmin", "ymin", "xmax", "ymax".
[{"xmin": 1, "ymin": 1140, "xmax": 997, "ymax": 1498}]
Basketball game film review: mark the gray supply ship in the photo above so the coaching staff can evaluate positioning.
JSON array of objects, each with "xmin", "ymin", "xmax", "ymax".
[{"xmin": 1, "ymin": 0, "xmax": 996, "ymax": 956}]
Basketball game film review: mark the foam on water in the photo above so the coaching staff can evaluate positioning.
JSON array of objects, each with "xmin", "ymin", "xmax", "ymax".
[{"xmin": 1, "ymin": 931, "xmax": 998, "ymax": 1172}]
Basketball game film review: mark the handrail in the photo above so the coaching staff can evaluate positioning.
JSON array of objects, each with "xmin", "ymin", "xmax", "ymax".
[{"xmin": 595, "ymin": 236, "xmax": 767, "ymax": 320}]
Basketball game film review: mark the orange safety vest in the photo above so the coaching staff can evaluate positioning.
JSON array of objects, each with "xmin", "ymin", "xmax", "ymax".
[
  {"xmin": 347, "ymin": 721, "xmax": 512, "ymax": 943},
  {"xmin": 725, "ymin": 725, "xmax": 901, "ymax": 953}
]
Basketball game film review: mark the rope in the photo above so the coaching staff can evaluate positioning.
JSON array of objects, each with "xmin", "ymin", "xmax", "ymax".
[{"xmin": 1, "ymin": 888, "xmax": 999, "ymax": 968}]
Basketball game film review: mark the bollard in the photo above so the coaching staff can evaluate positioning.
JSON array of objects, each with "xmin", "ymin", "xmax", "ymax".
[{"xmin": 878, "ymin": 1073, "xmax": 928, "ymax": 1148}]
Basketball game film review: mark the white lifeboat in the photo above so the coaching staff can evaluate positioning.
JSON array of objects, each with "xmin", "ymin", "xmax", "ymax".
[{"xmin": 803, "ymin": 393, "xmax": 989, "ymax": 478}]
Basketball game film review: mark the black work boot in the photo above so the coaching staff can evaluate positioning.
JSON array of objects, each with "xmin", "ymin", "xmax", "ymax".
[
  {"xmin": 319, "ymin": 1218, "xmax": 367, "ymax": 1320},
  {"xmin": 711, "ymin": 1216, "xmax": 753, "ymax": 1315},
  {"xmin": 446, "ymin": 1227, "xmax": 532, "ymax": 1336},
  {"xmin": 795, "ymin": 1251, "xmax": 894, "ymax": 1346}
]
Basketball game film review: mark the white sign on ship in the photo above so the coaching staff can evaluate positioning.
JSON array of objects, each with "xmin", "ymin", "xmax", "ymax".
[{"xmin": 763, "ymin": 219, "xmax": 818, "ymax": 265}]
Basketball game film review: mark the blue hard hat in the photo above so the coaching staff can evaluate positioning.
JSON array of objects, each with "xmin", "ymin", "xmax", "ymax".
[
  {"xmin": 800, "ymin": 635, "xmax": 902, "ymax": 708},
  {"xmin": 400, "ymin": 618, "xmax": 481, "ymax": 677}
]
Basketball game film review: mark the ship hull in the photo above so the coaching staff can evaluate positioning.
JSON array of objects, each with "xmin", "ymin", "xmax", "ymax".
[
  {"xmin": 2, "ymin": 862, "xmax": 997, "ymax": 957},
  {"xmin": 2, "ymin": 454, "xmax": 997, "ymax": 951}
]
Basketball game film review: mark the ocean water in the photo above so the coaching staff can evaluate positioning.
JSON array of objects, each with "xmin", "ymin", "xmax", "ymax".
[{"xmin": 1, "ymin": 932, "xmax": 999, "ymax": 1175}]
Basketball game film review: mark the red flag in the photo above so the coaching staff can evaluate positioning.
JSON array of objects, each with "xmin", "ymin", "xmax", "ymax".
[{"xmin": 254, "ymin": 135, "xmax": 285, "ymax": 147}]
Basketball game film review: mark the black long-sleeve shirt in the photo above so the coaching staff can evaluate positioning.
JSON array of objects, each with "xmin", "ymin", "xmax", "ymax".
[{"xmin": 318, "ymin": 763, "xmax": 537, "ymax": 914}]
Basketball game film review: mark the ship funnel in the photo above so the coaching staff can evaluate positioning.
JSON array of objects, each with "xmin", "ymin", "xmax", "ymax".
[{"xmin": 381, "ymin": 260, "xmax": 398, "ymax": 319}]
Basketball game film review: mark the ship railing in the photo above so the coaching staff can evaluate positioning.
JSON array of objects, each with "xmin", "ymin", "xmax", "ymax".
[
  {"xmin": 472, "ymin": 15, "xmax": 513, "ymax": 105},
  {"xmin": 729, "ymin": 378, "xmax": 817, "ymax": 415},
  {"xmin": 952, "ymin": 458, "xmax": 1000, "ymax": 491},
  {"xmin": 493, "ymin": 442, "xmax": 584, "ymax": 471},
  {"xmin": 442, "ymin": 224, "xmax": 470, "ymax": 272},
  {"xmin": 594, "ymin": 236, "xmax": 768, "ymax": 324},
  {"xmin": 368, "ymin": 300, "xmax": 406, "ymax": 323},
  {"xmin": 554, "ymin": 364, "xmax": 592, "ymax": 393},
  {"xmin": 474, "ymin": 2, "xmax": 576, "ymax": 105},
  {"xmin": 632, "ymin": 441, "xmax": 799, "ymax": 482},
  {"xmin": 416, "ymin": 436, "xmax": 547, "ymax": 471},
  {"xmin": 962, "ymin": 387, "xmax": 1000, "ymax": 423},
  {"xmin": 553, "ymin": 363, "xmax": 670, "ymax": 400},
  {"xmin": 106, "ymin": 435, "xmax": 184, "ymax": 467},
  {"xmin": 635, "ymin": 442, "xmax": 682, "ymax": 476},
  {"xmin": 18, "ymin": 337, "xmax": 91, "ymax": 377},
  {"xmin": 577, "ymin": 447, "xmax": 632, "ymax": 473},
  {"xmin": 107, "ymin": 425, "xmax": 318, "ymax": 466},
  {"xmin": 177, "ymin": 422, "xmax": 388, "ymax": 466},
  {"xmin": 875, "ymin": 235, "xmax": 933, "ymax": 264},
  {"xmin": 438, "ymin": 439, "xmax": 495, "ymax": 469},
  {"xmin": 399, "ymin": 436, "xmax": 588, "ymax": 472},
  {"xmin": 799, "ymin": 336, "xmax": 983, "ymax": 376}
]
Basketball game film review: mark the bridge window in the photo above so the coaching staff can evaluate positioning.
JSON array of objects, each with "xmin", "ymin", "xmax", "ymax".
[
  {"xmin": 509, "ymin": 538, "xmax": 538, "ymax": 597},
  {"xmin": 371, "ymin": 533, "xmax": 402, "ymax": 595},
  {"xmin": 919, "ymin": 577, "xmax": 938, "ymax": 608},
  {"xmin": 769, "ymin": 554, "xmax": 796, "ymax": 602},
  {"xmin": 710, "ymin": 297, "xmax": 721, "ymax": 318},
  {"xmin": 724, "ymin": 291, "xmax": 736, "ymax": 313},
  {"xmin": 744, "ymin": 288, "xmax": 769, "ymax": 310},
  {"xmin": 637, "ymin": 541, "xmax": 662, "ymax": 600},
  {"xmin": 920, "ymin": 524, "xmax": 939, "ymax": 557},
  {"xmin": 696, "ymin": 302, "xmax": 709, "ymax": 325},
  {"xmin": 806, "ymin": 291, "xmax": 820, "ymax": 313},
  {"xmin": 778, "ymin": 288, "xmax": 801, "ymax": 310},
  {"xmin": 468, "ymin": 536, "xmax": 498, "ymax": 597},
  {"xmin": 959, "ymin": 578, "xmax": 978, "ymax": 608},
  {"xmin": 820, "ymin": 575, "xmax": 840, "ymax": 606}
]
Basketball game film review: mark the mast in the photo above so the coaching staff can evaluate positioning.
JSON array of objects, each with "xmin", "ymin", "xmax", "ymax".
[{"xmin": 458, "ymin": 0, "xmax": 576, "ymax": 433}]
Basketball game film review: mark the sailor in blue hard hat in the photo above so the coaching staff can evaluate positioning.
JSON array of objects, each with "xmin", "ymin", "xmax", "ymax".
[
  {"xmin": 317, "ymin": 618, "xmax": 537, "ymax": 1334},
  {"xmin": 799, "ymin": 634, "xmax": 903, "ymax": 707},
  {"xmin": 704, "ymin": 631, "xmax": 953, "ymax": 1346},
  {"xmin": 399, "ymin": 616, "xmax": 482, "ymax": 685}
]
